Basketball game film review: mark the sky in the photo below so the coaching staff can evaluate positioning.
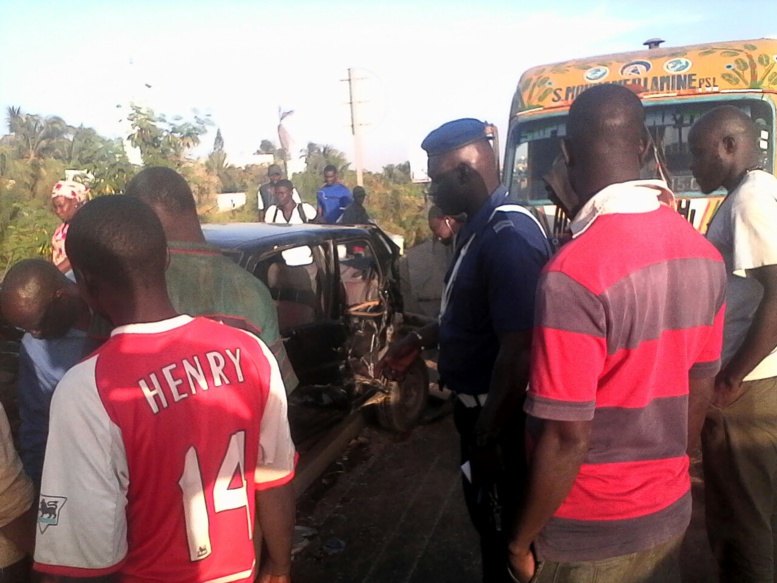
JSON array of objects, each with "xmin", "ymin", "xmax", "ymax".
[{"xmin": 2, "ymin": 0, "xmax": 777, "ymax": 175}]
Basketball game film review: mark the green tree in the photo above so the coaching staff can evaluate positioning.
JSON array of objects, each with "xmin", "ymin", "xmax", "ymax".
[
  {"xmin": 382, "ymin": 162, "xmax": 412, "ymax": 184},
  {"xmin": 5, "ymin": 107, "xmax": 69, "ymax": 161},
  {"xmin": 127, "ymin": 105, "xmax": 211, "ymax": 167},
  {"xmin": 257, "ymin": 139, "xmax": 276, "ymax": 156},
  {"xmin": 64, "ymin": 126, "xmax": 133, "ymax": 194},
  {"xmin": 5, "ymin": 107, "xmax": 70, "ymax": 198}
]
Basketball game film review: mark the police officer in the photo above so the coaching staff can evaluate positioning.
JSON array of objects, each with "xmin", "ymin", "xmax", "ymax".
[{"xmin": 379, "ymin": 119, "xmax": 551, "ymax": 582}]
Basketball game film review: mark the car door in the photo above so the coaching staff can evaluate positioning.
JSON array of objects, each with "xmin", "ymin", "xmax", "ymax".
[{"xmin": 248, "ymin": 241, "xmax": 347, "ymax": 387}]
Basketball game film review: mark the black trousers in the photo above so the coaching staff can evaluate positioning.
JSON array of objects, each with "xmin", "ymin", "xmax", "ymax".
[{"xmin": 454, "ymin": 400, "xmax": 527, "ymax": 583}]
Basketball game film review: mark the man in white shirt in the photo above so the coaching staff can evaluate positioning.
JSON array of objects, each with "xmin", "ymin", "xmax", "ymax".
[
  {"xmin": 263, "ymin": 180, "xmax": 316, "ymax": 225},
  {"xmin": 257, "ymin": 167, "xmax": 301, "ymax": 221},
  {"xmin": 690, "ymin": 105, "xmax": 777, "ymax": 582}
]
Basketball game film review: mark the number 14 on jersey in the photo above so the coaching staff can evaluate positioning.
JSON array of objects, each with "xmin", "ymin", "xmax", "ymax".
[{"xmin": 179, "ymin": 430, "xmax": 252, "ymax": 561}]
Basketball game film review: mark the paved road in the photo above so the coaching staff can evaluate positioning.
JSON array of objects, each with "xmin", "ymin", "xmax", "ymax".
[{"xmin": 291, "ymin": 408, "xmax": 722, "ymax": 583}]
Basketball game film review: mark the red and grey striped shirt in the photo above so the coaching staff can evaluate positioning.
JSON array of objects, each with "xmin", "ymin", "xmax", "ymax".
[{"xmin": 526, "ymin": 181, "xmax": 726, "ymax": 562}]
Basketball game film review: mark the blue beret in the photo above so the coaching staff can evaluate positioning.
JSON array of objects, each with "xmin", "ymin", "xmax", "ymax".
[{"xmin": 421, "ymin": 118, "xmax": 490, "ymax": 156}]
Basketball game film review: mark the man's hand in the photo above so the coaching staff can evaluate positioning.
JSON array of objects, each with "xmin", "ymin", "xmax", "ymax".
[
  {"xmin": 712, "ymin": 373, "xmax": 745, "ymax": 408},
  {"xmin": 376, "ymin": 335, "xmax": 422, "ymax": 381},
  {"xmin": 507, "ymin": 544, "xmax": 536, "ymax": 583}
]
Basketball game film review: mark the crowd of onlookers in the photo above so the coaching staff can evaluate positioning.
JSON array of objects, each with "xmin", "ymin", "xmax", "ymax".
[
  {"xmin": 0, "ymin": 82, "xmax": 776, "ymax": 583},
  {"xmin": 257, "ymin": 163, "xmax": 369, "ymax": 227}
]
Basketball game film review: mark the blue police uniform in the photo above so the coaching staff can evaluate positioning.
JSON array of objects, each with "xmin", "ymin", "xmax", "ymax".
[
  {"xmin": 423, "ymin": 118, "xmax": 552, "ymax": 583},
  {"xmin": 438, "ymin": 185, "xmax": 551, "ymax": 395}
]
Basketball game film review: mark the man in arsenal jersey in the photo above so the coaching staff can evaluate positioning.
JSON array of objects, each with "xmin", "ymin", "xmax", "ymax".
[{"xmin": 33, "ymin": 196, "xmax": 295, "ymax": 583}]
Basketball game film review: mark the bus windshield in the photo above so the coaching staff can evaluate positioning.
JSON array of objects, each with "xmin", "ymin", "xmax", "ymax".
[{"xmin": 508, "ymin": 98, "xmax": 775, "ymax": 204}]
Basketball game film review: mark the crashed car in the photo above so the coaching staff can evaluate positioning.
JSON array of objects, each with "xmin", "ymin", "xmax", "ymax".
[{"xmin": 202, "ymin": 222, "xmax": 429, "ymax": 448}]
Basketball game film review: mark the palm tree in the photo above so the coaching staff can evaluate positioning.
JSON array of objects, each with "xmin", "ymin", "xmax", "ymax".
[{"xmin": 4, "ymin": 106, "xmax": 70, "ymax": 197}]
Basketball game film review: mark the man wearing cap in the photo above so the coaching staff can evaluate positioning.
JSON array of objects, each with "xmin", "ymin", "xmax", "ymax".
[
  {"xmin": 257, "ymin": 164, "xmax": 301, "ymax": 221},
  {"xmin": 50, "ymin": 180, "xmax": 89, "ymax": 273},
  {"xmin": 379, "ymin": 118, "xmax": 552, "ymax": 582},
  {"xmin": 339, "ymin": 186, "xmax": 371, "ymax": 224}
]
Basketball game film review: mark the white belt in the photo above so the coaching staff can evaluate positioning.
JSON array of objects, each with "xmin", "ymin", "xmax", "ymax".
[{"xmin": 457, "ymin": 393, "xmax": 488, "ymax": 408}]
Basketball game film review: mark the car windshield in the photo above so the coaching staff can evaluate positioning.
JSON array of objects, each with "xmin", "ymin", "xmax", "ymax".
[{"xmin": 507, "ymin": 98, "xmax": 775, "ymax": 204}]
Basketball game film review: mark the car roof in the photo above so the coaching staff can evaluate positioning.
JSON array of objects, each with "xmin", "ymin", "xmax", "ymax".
[{"xmin": 202, "ymin": 222, "xmax": 385, "ymax": 252}]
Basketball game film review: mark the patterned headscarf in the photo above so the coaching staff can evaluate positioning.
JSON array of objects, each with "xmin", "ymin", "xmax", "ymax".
[{"xmin": 51, "ymin": 180, "xmax": 89, "ymax": 203}]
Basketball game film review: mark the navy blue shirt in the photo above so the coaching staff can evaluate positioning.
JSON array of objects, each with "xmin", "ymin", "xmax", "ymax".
[{"xmin": 438, "ymin": 186, "xmax": 552, "ymax": 395}]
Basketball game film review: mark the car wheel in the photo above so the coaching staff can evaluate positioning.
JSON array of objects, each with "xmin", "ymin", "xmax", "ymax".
[{"xmin": 375, "ymin": 357, "xmax": 429, "ymax": 433}]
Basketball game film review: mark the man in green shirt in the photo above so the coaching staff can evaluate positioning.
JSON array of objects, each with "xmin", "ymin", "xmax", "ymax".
[{"xmin": 126, "ymin": 166, "xmax": 298, "ymax": 393}]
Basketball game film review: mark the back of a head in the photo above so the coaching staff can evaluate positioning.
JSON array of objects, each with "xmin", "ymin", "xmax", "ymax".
[
  {"xmin": 352, "ymin": 186, "xmax": 366, "ymax": 201},
  {"xmin": 1, "ymin": 259, "xmax": 65, "ymax": 324},
  {"xmin": 125, "ymin": 166, "xmax": 197, "ymax": 215},
  {"xmin": 565, "ymin": 84, "xmax": 647, "ymax": 194},
  {"xmin": 567, "ymin": 84, "xmax": 645, "ymax": 156},
  {"xmin": 66, "ymin": 196, "xmax": 168, "ymax": 290}
]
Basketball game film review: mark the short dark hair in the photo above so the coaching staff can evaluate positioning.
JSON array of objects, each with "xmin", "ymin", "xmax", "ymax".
[
  {"xmin": 352, "ymin": 186, "xmax": 366, "ymax": 200},
  {"xmin": 125, "ymin": 166, "xmax": 197, "ymax": 214},
  {"xmin": 66, "ymin": 196, "xmax": 168, "ymax": 289},
  {"xmin": 323, "ymin": 165, "xmax": 338, "ymax": 174},
  {"xmin": 274, "ymin": 179, "xmax": 293, "ymax": 191},
  {"xmin": 567, "ymin": 84, "xmax": 645, "ymax": 151}
]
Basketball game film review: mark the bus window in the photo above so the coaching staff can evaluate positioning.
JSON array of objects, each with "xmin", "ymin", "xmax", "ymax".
[
  {"xmin": 508, "ymin": 98, "xmax": 774, "ymax": 204},
  {"xmin": 509, "ymin": 118, "xmax": 565, "ymax": 203}
]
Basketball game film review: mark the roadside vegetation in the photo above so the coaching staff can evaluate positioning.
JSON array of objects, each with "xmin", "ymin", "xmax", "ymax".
[{"xmin": 0, "ymin": 106, "xmax": 429, "ymax": 276}]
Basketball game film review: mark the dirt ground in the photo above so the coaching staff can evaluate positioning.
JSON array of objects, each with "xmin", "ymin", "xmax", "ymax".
[{"xmin": 289, "ymin": 241, "xmax": 724, "ymax": 582}]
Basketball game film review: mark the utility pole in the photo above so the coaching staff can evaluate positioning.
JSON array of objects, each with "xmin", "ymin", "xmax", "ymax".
[{"xmin": 346, "ymin": 68, "xmax": 365, "ymax": 186}]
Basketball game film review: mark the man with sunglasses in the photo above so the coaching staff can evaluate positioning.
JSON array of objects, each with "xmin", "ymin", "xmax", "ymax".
[
  {"xmin": 380, "ymin": 118, "xmax": 551, "ymax": 582},
  {"xmin": 0, "ymin": 260, "xmax": 100, "ymax": 489}
]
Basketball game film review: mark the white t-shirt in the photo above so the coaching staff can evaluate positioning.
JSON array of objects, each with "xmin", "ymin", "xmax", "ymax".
[
  {"xmin": 706, "ymin": 169, "xmax": 777, "ymax": 380},
  {"xmin": 257, "ymin": 187, "xmax": 302, "ymax": 210},
  {"xmin": 264, "ymin": 203, "xmax": 316, "ymax": 225}
]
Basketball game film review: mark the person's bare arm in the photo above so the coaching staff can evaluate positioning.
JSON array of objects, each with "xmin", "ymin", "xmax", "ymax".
[
  {"xmin": 715, "ymin": 264, "xmax": 777, "ymax": 406},
  {"xmin": 255, "ymin": 482, "xmax": 294, "ymax": 580},
  {"xmin": 0, "ymin": 502, "xmax": 36, "ymax": 556},
  {"xmin": 508, "ymin": 419, "xmax": 591, "ymax": 582},
  {"xmin": 687, "ymin": 376, "xmax": 714, "ymax": 455}
]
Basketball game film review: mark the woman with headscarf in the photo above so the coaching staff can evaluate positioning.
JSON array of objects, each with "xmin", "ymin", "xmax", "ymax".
[{"xmin": 50, "ymin": 180, "xmax": 89, "ymax": 273}]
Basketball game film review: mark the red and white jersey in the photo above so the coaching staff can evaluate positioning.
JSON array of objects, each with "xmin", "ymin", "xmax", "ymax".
[{"xmin": 34, "ymin": 315, "xmax": 296, "ymax": 582}]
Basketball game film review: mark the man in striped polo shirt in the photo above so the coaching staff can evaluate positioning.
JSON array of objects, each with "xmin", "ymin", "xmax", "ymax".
[{"xmin": 508, "ymin": 84, "xmax": 726, "ymax": 583}]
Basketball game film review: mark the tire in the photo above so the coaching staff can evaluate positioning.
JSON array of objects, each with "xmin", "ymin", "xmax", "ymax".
[{"xmin": 375, "ymin": 357, "xmax": 429, "ymax": 433}]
